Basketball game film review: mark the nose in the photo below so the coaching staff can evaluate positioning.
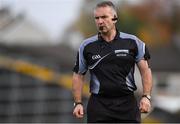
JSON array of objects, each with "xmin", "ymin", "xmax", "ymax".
[
  {"xmin": 97, "ymin": 18, "xmax": 103, "ymax": 23},
  {"xmin": 96, "ymin": 18, "xmax": 104, "ymax": 26}
]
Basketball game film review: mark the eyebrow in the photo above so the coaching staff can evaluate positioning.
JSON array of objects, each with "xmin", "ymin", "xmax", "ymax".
[{"xmin": 94, "ymin": 15, "xmax": 108, "ymax": 19}]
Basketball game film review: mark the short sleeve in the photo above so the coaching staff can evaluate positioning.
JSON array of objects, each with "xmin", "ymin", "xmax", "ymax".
[
  {"xmin": 135, "ymin": 37, "xmax": 151, "ymax": 62},
  {"xmin": 72, "ymin": 45, "xmax": 88, "ymax": 75}
]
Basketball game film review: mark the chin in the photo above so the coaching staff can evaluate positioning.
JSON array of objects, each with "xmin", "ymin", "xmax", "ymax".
[{"xmin": 99, "ymin": 30, "xmax": 108, "ymax": 34}]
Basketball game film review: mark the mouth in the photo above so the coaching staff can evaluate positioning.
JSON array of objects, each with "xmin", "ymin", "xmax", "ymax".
[
  {"xmin": 99, "ymin": 25, "xmax": 106, "ymax": 31},
  {"xmin": 99, "ymin": 26, "xmax": 104, "ymax": 30}
]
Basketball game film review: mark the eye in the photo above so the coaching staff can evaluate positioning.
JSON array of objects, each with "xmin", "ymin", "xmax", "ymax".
[
  {"xmin": 95, "ymin": 16, "xmax": 108, "ymax": 20},
  {"xmin": 95, "ymin": 17, "xmax": 99, "ymax": 20},
  {"xmin": 101, "ymin": 15, "xmax": 108, "ymax": 19}
]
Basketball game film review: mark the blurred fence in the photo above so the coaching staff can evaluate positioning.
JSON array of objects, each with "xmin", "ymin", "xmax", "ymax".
[{"xmin": 0, "ymin": 55, "xmax": 88, "ymax": 123}]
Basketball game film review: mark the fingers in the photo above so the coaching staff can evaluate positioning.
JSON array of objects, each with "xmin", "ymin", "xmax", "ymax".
[
  {"xmin": 139, "ymin": 97, "xmax": 151, "ymax": 113},
  {"xmin": 73, "ymin": 104, "xmax": 84, "ymax": 118}
]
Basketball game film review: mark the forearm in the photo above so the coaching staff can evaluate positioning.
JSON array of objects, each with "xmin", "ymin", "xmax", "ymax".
[
  {"xmin": 72, "ymin": 73, "xmax": 84, "ymax": 103},
  {"xmin": 142, "ymin": 68, "xmax": 152, "ymax": 95},
  {"xmin": 137, "ymin": 60, "xmax": 153, "ymax": 95}
]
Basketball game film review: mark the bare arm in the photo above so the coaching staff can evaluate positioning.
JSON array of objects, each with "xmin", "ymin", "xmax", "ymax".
[
  {"xmin": 72, "ymin": 72, "xmax": 85, "ymax": 118},
  {"xmin": 137, "ymin": 59, "xmax": 153, "ymax": 113},
  {"xmin": 72, "ymin": 72, "xmax": 85, "ymax": 103},
  {"xmin": 137, "ymin": 60, "xmax": 152, "ymax": 95}
]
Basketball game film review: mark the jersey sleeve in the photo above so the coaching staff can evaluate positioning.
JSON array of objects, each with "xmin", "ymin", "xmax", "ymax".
[
  {"xmin": 135, "ymin": 37, "xmax": 151, "ymax": 62},
  {"xmin": 72, "ymin": 45, "xmax": 88, "ymax": 75}
]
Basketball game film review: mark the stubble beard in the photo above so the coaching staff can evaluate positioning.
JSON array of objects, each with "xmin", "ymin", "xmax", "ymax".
[{"xmin": 98, "ymin": 26, "xmax": 108, "ymax": 34}]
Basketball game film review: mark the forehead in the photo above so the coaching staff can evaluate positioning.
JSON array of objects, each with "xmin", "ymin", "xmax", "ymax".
[{"xmin": 94, "ymin": 6, "xmax": 114, "ymax": 16}]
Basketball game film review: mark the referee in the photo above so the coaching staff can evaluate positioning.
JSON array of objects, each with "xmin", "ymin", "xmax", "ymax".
[{"xmin": 72, "ymin": 1, "xmax": 152, "ymax": 123}]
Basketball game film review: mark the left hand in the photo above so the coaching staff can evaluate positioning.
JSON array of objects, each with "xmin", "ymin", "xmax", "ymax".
[
  {"xmin": 73, "ymin": 104, "xmax": 84, "ymax": 118},
  {"xmin": 139, "ymin": 97, "xmax": 151, "ymax": 113}
]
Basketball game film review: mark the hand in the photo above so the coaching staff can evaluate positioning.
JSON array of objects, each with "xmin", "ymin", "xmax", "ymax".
[
  {"xmin": 73, "ymin": 104, "xmax": 84, "ymax": 118},
  {"xmin": 139, "ymin": 97, "xmax": 151, "ymax": 113}
]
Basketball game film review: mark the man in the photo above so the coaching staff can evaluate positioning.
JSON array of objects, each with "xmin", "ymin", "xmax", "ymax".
[{"xmin": 72, "ymin": 1, "xmax": 152, "ymax": 123}]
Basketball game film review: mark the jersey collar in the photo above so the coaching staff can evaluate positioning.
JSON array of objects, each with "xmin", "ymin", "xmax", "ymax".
[{"xmin": 98, "ymin": 28, "xmax": 120, "ymax": 42}]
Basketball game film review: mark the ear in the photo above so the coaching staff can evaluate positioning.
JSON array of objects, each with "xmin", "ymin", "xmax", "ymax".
[{"xmin": 112, "ymin": 15, "xmax": 118, "ymax": 23}]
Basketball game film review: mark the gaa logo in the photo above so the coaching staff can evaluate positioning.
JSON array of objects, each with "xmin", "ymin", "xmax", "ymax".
[{"xmin": 92, "ymin": 55, "xmax": 101, "ymax": 60}]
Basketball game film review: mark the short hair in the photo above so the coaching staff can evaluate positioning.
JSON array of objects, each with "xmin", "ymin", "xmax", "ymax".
[{"xmin": 95, "ymin": 1, "xmax": 117, "ymax": 17}]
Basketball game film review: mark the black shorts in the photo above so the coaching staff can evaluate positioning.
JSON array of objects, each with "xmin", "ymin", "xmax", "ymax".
[{"xmin": 87, "ymin": 93, "xmax": 141, "ymax": 123}]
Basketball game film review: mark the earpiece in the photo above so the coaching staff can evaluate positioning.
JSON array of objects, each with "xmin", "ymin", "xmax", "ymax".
[
  {"xmin": 112, "ymin": 18, "xmax": 118, "ymax": 21},
  {"xmin": 112, "ymin": 15, "xmax": 118, "ymax": 21}
]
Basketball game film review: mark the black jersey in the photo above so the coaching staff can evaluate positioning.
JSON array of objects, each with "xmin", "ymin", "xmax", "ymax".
[{"xmin": 73, "ymin": 31, "xmax": 150, "ymax": 96}]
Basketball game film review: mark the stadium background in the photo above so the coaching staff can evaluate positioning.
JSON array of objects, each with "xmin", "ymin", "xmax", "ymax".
[{"xmin": 0, "ymin": 0, "xmax": 180, "ymax": 123}]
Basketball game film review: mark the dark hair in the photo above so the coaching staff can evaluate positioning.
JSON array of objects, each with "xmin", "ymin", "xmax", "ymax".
[{"xmin": 95, "ymin": 1, "xmax": 117, "ymax": 16}]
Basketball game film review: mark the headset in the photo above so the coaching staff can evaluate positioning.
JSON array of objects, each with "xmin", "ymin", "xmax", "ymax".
[{"xmin": 112, "ymin": 15, "xmax": 118, "ymax": 21}]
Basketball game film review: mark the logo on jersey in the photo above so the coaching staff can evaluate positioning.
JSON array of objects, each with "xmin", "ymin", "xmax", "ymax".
[
  {"xmin": 115, "ymin": 49, "xmax": 129, "ymax": 54},
  {"xmin": 115, "ymin": 49, "xmax": 129, "ymax": 57},
  {"xmin": 92, "ymin": 55, "xmax": 101, "ymax": 60}
]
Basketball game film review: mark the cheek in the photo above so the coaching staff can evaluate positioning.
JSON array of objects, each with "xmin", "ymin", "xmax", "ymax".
[
  {"xmin": 106, "ymin": 21, "xmax": 114, "ymax": 27},
  {"xmin": 95, "ymin": 21, "xmax": 99, "ymax": 27}
]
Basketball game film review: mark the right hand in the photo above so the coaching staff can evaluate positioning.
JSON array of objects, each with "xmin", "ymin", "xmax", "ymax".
[{"xmin": 73, "ymin": 104, "xmax": 84, "ymax": 118}]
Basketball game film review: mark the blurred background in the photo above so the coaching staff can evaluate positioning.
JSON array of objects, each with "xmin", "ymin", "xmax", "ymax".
[{"xmin": 0, "ymin": 0, "xmax": 180, "ymax": 123}]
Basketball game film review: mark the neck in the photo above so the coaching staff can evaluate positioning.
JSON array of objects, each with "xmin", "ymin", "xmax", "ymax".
[{"xmin": 101, "ymin": 28, "xmax": 116, "ymax": 42}]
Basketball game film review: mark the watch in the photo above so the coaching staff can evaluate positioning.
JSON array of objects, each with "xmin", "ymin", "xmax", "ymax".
[
  {"xmin": 142, "ymin": 94, "xmax": 151, "ymax": 101},
  {"xmin": 73, "ymin": 102, "xmax": 83, "ymax": 107}
]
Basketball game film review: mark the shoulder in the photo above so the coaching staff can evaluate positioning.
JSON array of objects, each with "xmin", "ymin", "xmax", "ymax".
[
  {"xmin": 119, "ymin": 32, "xmax": 145, "ymax": 45},
  {"xmin": 79, "ymin": 35, "xmax": 98, "ymax": 49},
  {"xmin": 119, "ymin": 32, "xmax": 138, "ymax": 41}
]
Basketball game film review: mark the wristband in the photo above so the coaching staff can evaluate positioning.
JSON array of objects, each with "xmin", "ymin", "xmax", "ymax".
[
  {"xmin": 142, "ymin": 95, "xmax": 151, "ymax": 101},
  {"xmin": 73, "ymin": 102, "xmax": 83, "ymax": 107}
]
